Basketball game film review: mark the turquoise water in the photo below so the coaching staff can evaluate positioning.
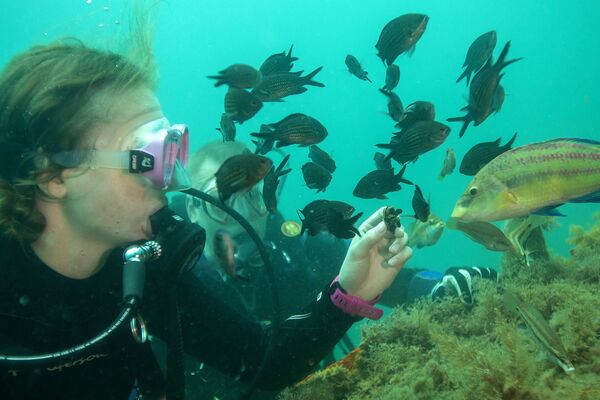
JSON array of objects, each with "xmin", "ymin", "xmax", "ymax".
[{"xmin": 1, "ymin": 0, "xmax": 599, "ymax": 272}]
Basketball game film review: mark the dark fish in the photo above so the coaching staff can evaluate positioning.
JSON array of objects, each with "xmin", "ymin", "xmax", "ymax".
[
  {"xmin": 213, "ymin": 229, "xmax": 249, "ymax": 282},
  {"xmin": 216, "ymin": 113, "xmax": 236, "ymax": 142},
  {"xmin": 353, "ymin": 165, "xmax": 413, "ymax": 199},
  {"xmin": 250, "ymin": 113, "xmax": 328, "ymax": 148},
  {"xmin": 377, "ymin": 120, "xmax": 450, "ymax": 164},
  {"xmin": 224, "ymin": 88, "xmax": 263, "ymax": 124},
  {"xmin": 447, "ymin": 41, "xmax": 523, "ymax": 138},
  {"xmin": 394, "ymin": 101, "xmax": 435, "ymax": 131},
  {"xmin": 373, "ymin": 152, "xmax": 392, "ymax": 170},
  {"xmin": 492, "ymin": 84, "xmax": 505, "ymax": 114},
  {"xmin": 298, "ymin": 200, "xmax": 362, "ymax": 238},
  {"xmin": 345, "ymin": 54, "xmax": 372, "ymax": 83},
  {"xmin": 411, "ymin": 184, "xmax": 430, "ymax": 222},
  {"xmin": 215, "ymin": 153, "xmax": 273, "ymax": 202},
  {"xmin": 456, "ymin": 31, "xmax": 497, "ymax": 86},
  {"xmin": 438, "ymin": 148, "xmax": 456, "ymax": 180},
  {"xmin": 208, "ymin": 64, "xmax": 262, "ymax": 89},
  {"xmin": 326, "ymin": 210, "xmax": 364, "ymax": 239},
  {"xmin": 459, "ymin": 132, "xmax": 517, "ymax": 176},
  {"xmin": 301, "ymin": 162, "xmax": 332, "ymax": 193},
  {"xmin": 375, "ymin": 14, "xmax": 429, "ymax": 66},
  {"xmin": 262, "ymin": 154, "xmax": 291, "ymax": 213},
  {"xmin": 252, "ymin": 125, "xmax": 275, "ymax": 155},
  {"xmin": 308, "ymin": 145, "xmax": 336, "ymax": 173},
  {"xmin": 379, "ymin": 89, "xmax": 404, "ymax": 122},
  {"xmin": 381, "ymin": 64, "xmax": 400, "ymax": 92},
  {"xmin": 252, "ymin": 67, "xmax": 324, "ymax": 102},
  {"xmin": 259, "ymin": 45, "xmax": 298, "ymax": 76}
]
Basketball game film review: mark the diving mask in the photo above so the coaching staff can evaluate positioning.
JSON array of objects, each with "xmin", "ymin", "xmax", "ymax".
[{"xmin": 51, "ymin": 118, "xmax": 191, "ymax": 191}]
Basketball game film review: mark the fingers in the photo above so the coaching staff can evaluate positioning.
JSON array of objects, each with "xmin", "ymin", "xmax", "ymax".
[
  {"xmin": 358, "ymin": 206, "xmax": 386, "ymax": 235},
  {"xmin": 387, "ymin": 241, "xmax": 413, "ymax": 267},
  {"xmin": 353, "ymin": 220, "xmax": 387, "ymax": 255}
]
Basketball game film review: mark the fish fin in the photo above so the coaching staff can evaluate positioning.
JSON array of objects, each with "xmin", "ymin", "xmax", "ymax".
[
  {"xmin": 495, "ymin": 41, "xmax": 523, "ymax": 70},
  {"xmin": 287, "ymin": 44, "xmax": 298, "ymax": 61},
  {"xmin": 569, "ymin": 189, "xmax": 600, "ymax": 203},
  {"xmin": 446, "ymin": 114, "xmax": 472, "ymax": 138},
  {"xmin": 407, "ymin": 44, "xmax": 416, "ymax": 57},
  {"xmin": 207, "ymin": 75, "xmax": 226, "ymax": 87},
  {"xmin": 345, "ymin": 212, "xmax": 364, "ymax": 235},
  {"xmin": 505, "ymin": 132, "xmax": 518, "ymax": 149},
  {"xmin": 250, "ymin": 131, "xmax": 271, "ymax": 140},
  {"xmin": 531, "ymin": 205, "xmax": 566, "ymax": 217},
  {"xmin": 543, "ymin": 137, "xmax": 600, "ymax": 146},
  {"xmin": 365, "ymin": 75, "xmax": 372, "ymax": 83},
  {"xmin": 303, "ymin": 66, "xmax": 325, "ymax": 87},
  {"xmin": 376, "ymin": 195, "xmax": 389, "ymax": 200},
  {"xmin": 456, "ymin": 67, "xmax": 471, "ymax": 85}
]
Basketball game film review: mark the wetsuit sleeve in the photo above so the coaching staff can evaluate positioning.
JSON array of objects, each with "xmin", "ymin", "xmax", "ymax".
[{"xmin": 145, "ymin": 271, "xmax": 358, "ymax": 390}]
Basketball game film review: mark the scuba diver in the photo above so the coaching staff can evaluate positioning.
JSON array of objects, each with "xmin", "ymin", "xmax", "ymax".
[
  {"xmin": 170, "ymin": 141, "xmax": 500, "ymax": 398},
  {"xmin": 0, "ymin": 37, "xmax": 412, "ymax": 400}
]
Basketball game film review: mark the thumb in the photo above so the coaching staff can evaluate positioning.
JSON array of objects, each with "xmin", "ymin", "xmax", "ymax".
[{"xmin": 352, "ymin": 220, "xmax": 387, "ymax": 256}]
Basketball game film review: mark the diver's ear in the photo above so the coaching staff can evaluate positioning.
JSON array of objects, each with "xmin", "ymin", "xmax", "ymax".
[
  {"xmin": 186, "ymin": 195, "xmax": 202, "ymax": 224},
  {"xmin": 37, "ymin": 174, "xmax": 68, "ymax": 199}
]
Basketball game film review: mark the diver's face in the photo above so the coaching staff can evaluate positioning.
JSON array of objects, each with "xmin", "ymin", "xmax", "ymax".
[
  {"xmin": 186, "ymin": 176, "xmax": 268, "ymax": 261},
  {"xmin": 60, "ymin": 87, "xmax": 168, "ymax": 246}
]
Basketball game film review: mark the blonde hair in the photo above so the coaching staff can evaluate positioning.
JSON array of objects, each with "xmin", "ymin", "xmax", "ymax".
[{"xmin": 0, "ymin": 5, "xmax": 158, "ymax": 243}]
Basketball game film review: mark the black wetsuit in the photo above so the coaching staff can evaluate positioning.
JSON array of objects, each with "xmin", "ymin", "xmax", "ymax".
[{"xmin": 0, "ymin": 236, "xmax": 358, "ymax": 400}]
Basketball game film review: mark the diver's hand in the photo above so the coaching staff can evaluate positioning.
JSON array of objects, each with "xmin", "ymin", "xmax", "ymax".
[
  {"xmin": 430, "ymin": 266, "xmax": 499, "ymax": 305},
  {"xmin": 338, "ymin": 207, "xmax": 413, "ymax": 301}
]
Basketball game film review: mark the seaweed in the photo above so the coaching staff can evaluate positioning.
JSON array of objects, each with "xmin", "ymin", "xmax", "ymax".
[{"xmin": 278, "ymin": 217, "xmax": 600, "ymax": 400}]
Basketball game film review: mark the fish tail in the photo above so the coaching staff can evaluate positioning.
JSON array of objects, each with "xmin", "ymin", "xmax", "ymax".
[
  {"xmin": 395, "ymin": 165, "xmax": 414, "ymax": 185},
  {"xmin": 495, "ymin": 41, "xmax": 523, "ymax": 71},
  {"xmin": 346, "ymin": 212, "xmax": 364, "ymax": 237},
  {"xmin": 378, "ymin": 88, "xmax": 392, "ymax": 98},
  {"xmin": 275, "ymin": 154, "xmax": 291, "ymax": 175},
  {"xmin": 446, "ymin": 114, "xmax": 472, "ymax": 138},
  {"xmin": 505, "ymin": 132, "xmax": 518, "ymax": 149},
  {"xmin": 207, "ymin": 75, "xmax": 226, "ymax": 87},
  {"xmin": 250, "ymin": 125, "xmax": 274, "ymax": 140},
  {"xmin": 455, "ymin": 67, "xmax": 470, "ymax": 85},
  {"xmin": 303, "ymin": 66, "xmax": 325, "ymax": 87},
  {"xmin": 287, "ymin": 44, "xmax": 299, "ymax": 62}
]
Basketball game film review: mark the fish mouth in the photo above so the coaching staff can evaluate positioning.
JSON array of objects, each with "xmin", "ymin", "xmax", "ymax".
[{"xmin": 450, "ymin": 205, "xmax": 471, "ymax": 221}]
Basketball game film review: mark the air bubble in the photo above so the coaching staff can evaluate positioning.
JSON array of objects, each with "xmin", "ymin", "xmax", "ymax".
[{"xmin": 98, "ymin": 23, "xmax": 104, "ymax": 28}]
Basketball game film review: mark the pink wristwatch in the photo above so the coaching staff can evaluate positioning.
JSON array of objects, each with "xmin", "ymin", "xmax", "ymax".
[{"xmin": 330, "ymin": 276, "xmax": 383, "ymax": 320}]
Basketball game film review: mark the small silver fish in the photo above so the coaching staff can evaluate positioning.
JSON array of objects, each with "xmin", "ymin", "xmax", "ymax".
[
  {"xmin": 438, "ymin": 147, "xmax": 456, "ymax": 180},
  {"xmin": 504, "ymin": 291, "xmax": 575, "ymax": 373}
]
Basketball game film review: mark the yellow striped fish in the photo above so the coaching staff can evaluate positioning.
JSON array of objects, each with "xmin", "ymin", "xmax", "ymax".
[{"xmin": 452, "ymin": 138, "xmax": 600, "ymax": 222}]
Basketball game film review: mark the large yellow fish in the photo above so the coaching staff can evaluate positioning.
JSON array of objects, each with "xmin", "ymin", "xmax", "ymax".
[{"xmin": 452, "ymin": 138, "xmax": 600, "ymax": 222}]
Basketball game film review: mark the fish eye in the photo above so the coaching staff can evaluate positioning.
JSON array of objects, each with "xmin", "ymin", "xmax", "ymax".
[{"xmin": 469, "ymin": 187, "xmax": 478, "ymax": 196}]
